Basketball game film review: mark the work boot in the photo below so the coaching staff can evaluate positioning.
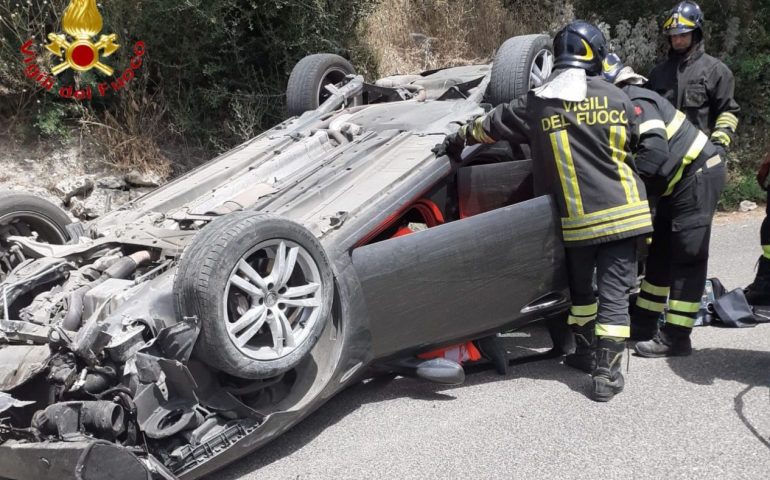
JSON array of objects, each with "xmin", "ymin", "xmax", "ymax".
[
  {"xmin": 475, "ymin": 334, "xmax": 509, "ymax": 375},
  {"xmin": 564, "ymin": 321, "xmax": 595, "ymax": 373},
  {"xmin": 629, "ymin": 310, "xmax": 660, "ymax": 342},
  {"xmin": 634, "ymin": 324, "xmax": 692, "ymax": 358},
  {"xmin": 590, "ymin": 337, "xmax": 625, "ymax": 402},
  {"xmin": 745, "ymin": 256, "xmax": 770, "ymax": 306}
]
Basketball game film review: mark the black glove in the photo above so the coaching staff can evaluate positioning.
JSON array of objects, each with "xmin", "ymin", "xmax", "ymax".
[
  {"xmin": 432, "ymin": 130, "xmax": 466, "ymax": 163},
  {"xmin": 712, "ymin": 142, "xmax": 727, "ymax": 160}
]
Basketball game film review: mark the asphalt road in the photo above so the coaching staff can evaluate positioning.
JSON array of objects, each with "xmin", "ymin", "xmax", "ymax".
[{"xmin": 215, "ymin": 210, "xmax": 770, "ymax": 480}]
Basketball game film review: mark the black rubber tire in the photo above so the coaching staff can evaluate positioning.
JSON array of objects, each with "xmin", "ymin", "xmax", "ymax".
[
  {"xmin": 286, "ymin": 53, "xmax": 356, "ymax": 117},
  {"xmin": 0, "ymin": 190, "xmax": 71, "ymax": 243},
  {"xmin": 487, "ymin": 34, "xmax": 552, "ymax": 106},
  {"xmin": 174, "ymin": 211, "xmax": 334, "ymax": 379}
]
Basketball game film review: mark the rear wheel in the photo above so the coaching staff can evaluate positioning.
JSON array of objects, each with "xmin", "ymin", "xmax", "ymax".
[
  {"xmin": 487, "ymin": 34, "xmax": 553, "ymax": 106},
  {"xmin": 174, "ymin": 212, "xmax": 334, "ymax": 379},
  {"xmin": 286, "ymin": 54, "xmax": 356, "ymax": 116},
  {"xmin": 0, "ymin": 191, "xmax": 71, "ymax": 281}
]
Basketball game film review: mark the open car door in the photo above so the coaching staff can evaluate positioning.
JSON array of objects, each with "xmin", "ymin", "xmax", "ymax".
[{"xmin": 351, "ymin": 180, "xmax": 569, "ymax": 359}]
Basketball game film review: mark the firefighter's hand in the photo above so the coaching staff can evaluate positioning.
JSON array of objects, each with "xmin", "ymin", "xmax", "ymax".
[
  {"xmin": 432, "ymin": 131, "xmax": 466, "ymax": 163},
  {"xmin": 712, "ymin": 142, "xmax": 728, "ymax": 161}
]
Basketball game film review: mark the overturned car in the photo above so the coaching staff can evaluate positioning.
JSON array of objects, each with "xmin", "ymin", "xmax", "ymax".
[{"xmin": 0, "ymin": 34, "xmax": 570, "ymax": 479}]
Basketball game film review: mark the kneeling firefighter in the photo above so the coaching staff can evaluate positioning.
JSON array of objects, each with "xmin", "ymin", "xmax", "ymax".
[
  {"xmin": 436, "ymin": 21, "xmax": 652, "ymax": 402},
  {"xmin": 603, "ymin": 54, "xmax": 727, "ymax": 357}
]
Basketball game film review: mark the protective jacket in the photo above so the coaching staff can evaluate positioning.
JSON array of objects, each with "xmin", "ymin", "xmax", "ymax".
[
  {"xmin": 621, "ymin": 84, "xmax": 719, "ymax": 201},
  {"xmin": 464, "ymin": 71, "xmax": 652, "ymax": 247},
  {"xmin": 647, "ymin": 42, "xmax": 740, "ymax": 150}
]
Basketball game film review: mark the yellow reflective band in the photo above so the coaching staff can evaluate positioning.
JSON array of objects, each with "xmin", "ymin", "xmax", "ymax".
[
  {"xmin": 715, "ymin": 119, "xmax": 738, "ymax": 131},
  {"xmin": 472, "ymin": 118, "xmax": 495, "ymax": 144},
  {"xmin": 639, "ymin": 119, "xmax": 666, "ymax": 134},
  {"xmin": 763, "ymin": 245, "xmax": 770, "ymax": 259},
  {"xmin": 561, "ymin": 201, "xmax": 649, "ymax": 229},
  {"xmin": 641, "ymin": 280, "xmax": 669, "ymax": 297},
  {"xmin": 678, "ymin": 16, "xmax": 696, "ymax": 27},
  {"xmin": 718, "ymin": 112, "xmax": 739, "ymax": 126},
  {"xmin": 666, "ymin": 313, "xmax": 695, "ymax": 328},
  {"xmin": 595, "ymin": 324, "xmax": 630, "ymax": 338},
  {"xmin": 571, "ymin": 303, "xmax": 598, "ymax": 316},
  {"xmin": 576, "ymin": 38, "xmax": 594, "ymax": 61},
  {"xmin": 711, "ymin": 131, "xmax": 732, "ymax": 146},
  {"xmin": 669, "ymin": 299, "xmax": 701, "ymax": 313},
  {"xmin": 636, "ymin": 297, "xmax": 666, "ymax": 313},
  {"xmin": 666, "ymin": 111, "xmax": 686, "ymax": 139},
  {"xmin": 663, "ymin": 132, "xmax": 708, "ymax": 196},
  {"xmin": 609, "ymin": 126, "xmax": 640, "ymax": 204},
  {"xmin": 550, "ymin": 130, "xmax": 584, "ymax": 217},
  {"xmin": 562, "ymin": 214, "xmax": 652, "ymax": 242},
  {"xmin": 568, "ymin": 314, "xmax": 596, "ymax": 326}
]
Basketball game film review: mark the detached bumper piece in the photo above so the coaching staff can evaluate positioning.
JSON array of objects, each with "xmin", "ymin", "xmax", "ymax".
[{"xmin": 0, "ymin": 440, "xmax": 161, "ymax": 480}]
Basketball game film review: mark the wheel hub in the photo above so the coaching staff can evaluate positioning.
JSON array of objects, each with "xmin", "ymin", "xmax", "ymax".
[{"xmin": 265, "ymin": 292, "xmax": 278, "ymax": 308}]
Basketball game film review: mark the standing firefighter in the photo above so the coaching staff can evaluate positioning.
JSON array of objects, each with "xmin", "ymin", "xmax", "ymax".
[
  {"xmin": 436, "ymin": 21, "xmax": 652, "ymax": 402},
  {"xmin": 603, "ymin": 54, "xmax": 727, "ymax": 356},
  {"xmin": 647, "ymin": 1, "xmax": 740, "ymax": 155},
  {"xmin": 746, "ymin": 152, "xmax": 770, "ymax": 305}
]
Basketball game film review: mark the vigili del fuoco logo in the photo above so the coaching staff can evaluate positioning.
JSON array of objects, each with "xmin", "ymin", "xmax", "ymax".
[{"xmin": 19, "ymin": 0, "xmax": 146, "ymax": 100}]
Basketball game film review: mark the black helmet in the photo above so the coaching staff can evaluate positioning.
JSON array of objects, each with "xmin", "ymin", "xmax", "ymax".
[
  {"xmin": 553, "ymin": 20, "xmax": 608, "ymax": 75},
  {"xmin": 601, "ymin": 53, "xmax": 624, "ymax": 84},
  {"xmin": 663, "ymin": 1, "xmax": 704, "ymax": 36}
]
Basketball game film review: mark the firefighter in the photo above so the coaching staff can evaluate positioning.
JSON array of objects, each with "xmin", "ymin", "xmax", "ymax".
[
  {"xmin": 647, "ymin": 2, "xmax": 740, "ymax": 157},
  {"xmin": 603, "ymin": 54, "xmax": 726, "ymax": 356},
  {"xmin": 435, "ymin": 21, "xmax": 652, "ymax": 402}
]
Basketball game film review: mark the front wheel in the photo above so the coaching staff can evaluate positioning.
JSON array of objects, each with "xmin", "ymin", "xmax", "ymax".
[
  {"xmin": 286, "ymin": 53, "xmax": 356, "ymax": 117},
  {"xmin": 487, "ymin": 34, "xmax": 553, "ymax": 106},
  {"xmin": 174, "ymin": 212, "xmax": 334, "ymax": 379}
]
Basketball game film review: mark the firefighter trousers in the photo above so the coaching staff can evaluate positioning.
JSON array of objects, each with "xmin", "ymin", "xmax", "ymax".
[
  {"xmin": 633, "ymin": 156, "xmax": 727, "ymax": 331},
  {"xmin": 566, "ymin": 237, "xmax": 638, "ymax": 339},
  {"xmin": 761, "ymin": 189, "xmax": 770, "ymax": 256}
]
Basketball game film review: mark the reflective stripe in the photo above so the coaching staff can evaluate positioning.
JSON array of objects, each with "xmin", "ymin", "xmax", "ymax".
[
  {"xmin": 609, "ymin": 126, "xmax": 640, "ymax": 203},
  {"xmin": 472, "ymin": 118, "xmax": 495, "ymax": 144},
  {"xmin": 561, "ymin": 201, "xmax": 649, "ymax": 229},
  {"xmin": 715, "ymin": 120, "xmax": 737, "ymax": 131},
  {"xmin": 663, "ymin": 132, "xmax": 708, "ymax": 196},
  {"xmin": 636, "ymin": 297, "xmax": 666, "ymax": 313},
  {"xmin": 669, "ymin": 299, "xmax": 700, "ymax": 313},
  {"xmin": 595, "ymin": 324, "xmax": 630, "ymax": 338},
  {"xmin": 641, "ymin": 279, "xmax": 670, "ymax": 297},
  {"xmin": 550, "ymin": 130, "xmax": 584, "ymax": 217},
  {"xmin": 763, "ymin": 245, "xmax": 770, "ymax": 260},
  {"xmin": 666, "ymin": 111, "xmax": 686, "ymax": 139},
  {"xmin": 639, "ymin": 119, "xmax": 666, "ymax": 134},
  {"xmin": 666, "ymin": 313, "xmax": 695, "ymax": 328},
  {"xmin": 561, "ymin": 213, "xmax": 651, "ymax": 242},
  {"xmin": 711, "ymin": 131, "xmax": 731, "ymax": 146},
  {"xmin": 571, "ymin": 303, "xmax": 598, "ymax": 316},
  {"xmin": 716, "ymin": 112, "xmax": 739, "ymax": 130},
  {"xmin": 568, "ymin": 314, "xmax": 596, "ymax": 326}
]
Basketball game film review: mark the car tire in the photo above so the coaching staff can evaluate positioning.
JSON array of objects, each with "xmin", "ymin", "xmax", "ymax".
[
  {"xmin": 286, "ymin": 53, "xmax": 356, "ymax": 117},
  {"xmin": 487, "ymin": 34, "xmax": 553, "ymax": 106},
  {"xmin": 0, "ymin": 191, "xmax": 71, "ymax": 280},
  {"xmin": 174, "ymin": 211, "xmax": 334, "ymax": 379}
]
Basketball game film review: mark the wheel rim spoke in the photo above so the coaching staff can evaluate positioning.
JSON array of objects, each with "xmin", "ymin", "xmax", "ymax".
[
  {"xmin": 266, "ymin": 313, "xmax": 284, "ymax": 356},
  {"xmin": 278, "ymin": 246, "xmax": 299, "ymax": 287},
  {"xmin": 282, "ymin": 297, "xmax": 320, "ymax": 308},
  {"xmin": 283, "ymin": 283, "xmax": 319, "ymax": 298},
  {"xmin": 238, "ymin": 259, "xmax": 268, "ymax": 291},
  {"xmin": 232, "ymin": 306, "xmax": 268, "ymax": 347},
  {"xmin": 230, "ymin": 274, "xmax": 264, "ymax": 297},
  {"xmin": 274, "ymin": 308, "xmax": 297, "ymax": 348},
  {"xmin": 269, "ymin": 241, "xmax": 287, "ymax": 285}
]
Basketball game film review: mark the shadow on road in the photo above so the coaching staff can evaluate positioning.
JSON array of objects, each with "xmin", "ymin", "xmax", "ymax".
[
  {"xmin": 212, "ymin": 324, "xmax": 590, "ymax": 479},
  {"xmin": 665, "ymin": 346, "xmax": 770, "ymax": 450}
]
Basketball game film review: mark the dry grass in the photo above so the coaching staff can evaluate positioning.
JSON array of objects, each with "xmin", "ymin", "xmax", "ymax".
[{"xmin": 360, "ymin": 0, "xmax": 574, "ymax": 76}]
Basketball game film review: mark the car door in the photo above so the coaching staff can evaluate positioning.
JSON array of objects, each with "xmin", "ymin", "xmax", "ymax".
[{"xmin": 350, "ymin": 192, "xmax": 569, "ymax": 359}]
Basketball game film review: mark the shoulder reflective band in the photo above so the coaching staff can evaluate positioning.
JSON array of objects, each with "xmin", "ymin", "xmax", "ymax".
[
  {"xmin": 609, "ymin": 125, "xmax": 641, "ymax": 204},
  {"xmin": 550, "ymin": 130, "xmax": 584, "ymax": 217},
  {"xmin": 663, "ymin": 131, "xmax": 708, "ymax": 196},
  {"xmin": 639, "ymin": 119, "xmax": 666, "ymax": 134},
  {"xmin": 595, "ymin": 324, "xmax": 630, "ymax": 338},
  {"xmin": 666, "ymin": 110, "xmax": 686, "ymax": 139},
  {"xmin": 665, "ymin": 312, "xmax": 695, "ymax": 328}
]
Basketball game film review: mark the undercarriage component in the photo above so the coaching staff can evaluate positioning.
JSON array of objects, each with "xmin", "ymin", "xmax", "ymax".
[
  {"xmin": 32, "ymin": 401, "xmax": 126, "ymax": 440},
  {"xmin": 168, "ymin": 418, "xmax": 259, "ymax": 474}
]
